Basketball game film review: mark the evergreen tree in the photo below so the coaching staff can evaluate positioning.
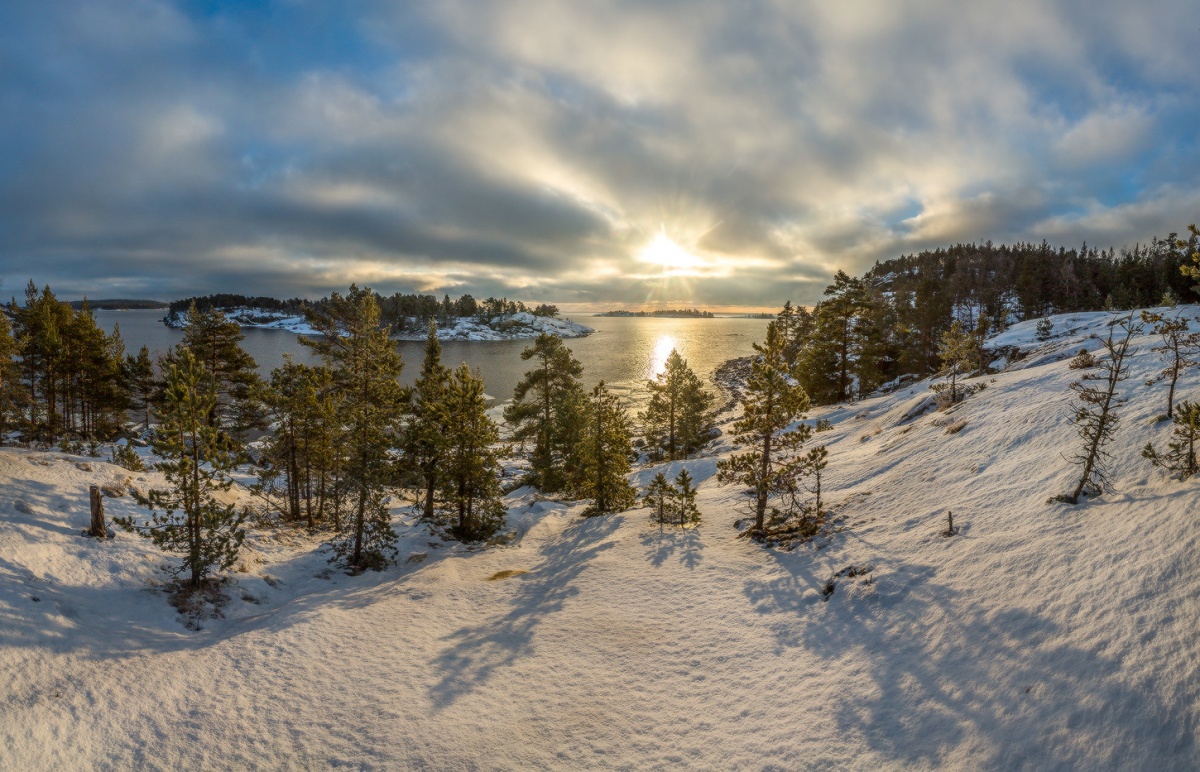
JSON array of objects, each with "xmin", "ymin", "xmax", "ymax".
[
  {"xmin": 671, "ymin": 469, "xmax": 700, "ymax": 526},
  {"xmin": 437, "ymin": 364, "xmax": 506, "ymax": 541},
  {"xmin": 1140, "ymin": 310, "xmax": 1200, "ymax": 417},
  {"xmin": 797, "ymin": 445, "xmax": 829, "ymax": 517},
  {"xmin": 576, "ymin": 381, "xmax": 636, "ymax": 515},
  {"xmin": 1143, "ymin": 400, "xmax": 1200, "ymax": 480},
  {"xmin": 15, "ymin": 282, "xmax": 71, "ymax": 438},
  {"xmin": 504, "ymin": 333, "xmax": 586, "ymax": 492},
  {"xmin": 124, "ymin": 345, "xmax": 156, "ymax": 432},
  {"xmin": 0, "ymin": 309, "xmax": 20, "ymax": 438},
  {"xmin": 932, "ymin": 320, "xmax": 977, "ymax": 405},
  {"xmin": 1060, "ymin": 315, "xmax": 1139, "ymax": 504},
  {"xmin": 405, "ymin": 320, "xmax": 452, "ymax": 521},
  {"xmin": 114, "ymin": 349, "xmax": 245, "ymax": 588},
  {"xmin": 717, "ymin": 321, "xmax": 814, "ymax": 535},
  {"xmin": 643, "ymin": 471, "xmax": 672, "ymax": 525},
  {"xmin": 258, "ymin": 358, "xmax": 341, "ymax": 529},
  {"xmin": 641, "ymin": 349, "xmax": 714, "ymax": 459},
  {"xmin": 302, "ymin": 285, "xmax": 404, "ymax": 571},
  {"xmin": 173, "ymin": 303, "xmax": 264, "ymax": 439}
]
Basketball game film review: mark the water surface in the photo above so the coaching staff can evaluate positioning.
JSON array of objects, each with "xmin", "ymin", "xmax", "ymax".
[{"xmin": 94, "ymin": 310, "xmax": 768, "ymax": 406}]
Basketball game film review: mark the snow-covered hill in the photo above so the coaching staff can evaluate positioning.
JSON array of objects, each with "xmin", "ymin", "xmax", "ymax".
[
  {"xmin": 164, "ymin": 307, "xmax": 594, "ymax": 340},
  {"xmin": 4, "ymin": 307, "xmax": 1200, "ymax": 768}
]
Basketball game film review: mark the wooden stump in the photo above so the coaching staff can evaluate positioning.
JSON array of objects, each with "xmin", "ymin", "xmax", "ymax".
[{"xmin": 88, "ymin": 485, "xmax": 106, "ymax": 538}]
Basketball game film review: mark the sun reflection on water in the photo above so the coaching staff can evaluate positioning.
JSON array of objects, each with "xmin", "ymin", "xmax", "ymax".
[{"xmin": 649, "ymin": 335, "xmax": 677, "ymax": 380}]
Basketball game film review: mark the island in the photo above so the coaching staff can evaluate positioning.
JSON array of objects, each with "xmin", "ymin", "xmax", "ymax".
[
  {"xmin": 163, "ymin": 293, "xmax": 594, "ymax": 340},
  {"xmin": 594, "ymin": 308, "xmax": 714, "ymax": 318}
]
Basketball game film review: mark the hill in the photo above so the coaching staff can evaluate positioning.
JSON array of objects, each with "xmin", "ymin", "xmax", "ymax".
[{"xmin": 2, "ymin": 306, "xmax": 1199, "ymax": 767}]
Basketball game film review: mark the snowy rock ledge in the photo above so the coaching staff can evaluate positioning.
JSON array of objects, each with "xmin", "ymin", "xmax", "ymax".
[{"xmin": 164, "ymin": 308, "xmax": 593, "ymax": 340}]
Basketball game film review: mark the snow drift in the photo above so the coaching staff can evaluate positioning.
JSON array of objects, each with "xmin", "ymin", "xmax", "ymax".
[{"xmin": 3, "ymin": 307, "xmax": 1200, "ymax": 768}]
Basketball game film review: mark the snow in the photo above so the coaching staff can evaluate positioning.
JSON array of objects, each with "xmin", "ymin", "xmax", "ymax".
[
  {"xmin": 4, "ymin": 306, "xmax": 1200, "ymax": 768},
  {"xmin": 165, "ymin": 308, "xmax": 594, "ymax": 340}
]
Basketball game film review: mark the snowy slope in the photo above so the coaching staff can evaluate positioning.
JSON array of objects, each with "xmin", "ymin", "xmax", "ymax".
[{"xmin": 4, "ymin": 307, "xmax": 1200, "ymax": 769}]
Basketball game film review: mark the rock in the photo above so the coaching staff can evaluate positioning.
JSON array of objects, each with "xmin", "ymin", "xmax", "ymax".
[{"xmin": 13, "ymin": 500, "xmax": 33, "ymax": 515}]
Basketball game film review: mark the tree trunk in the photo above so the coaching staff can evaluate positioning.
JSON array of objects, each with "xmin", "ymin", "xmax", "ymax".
[{"xmin": 88, "ymin": 485, "xmax": 106, "ymax": 538}]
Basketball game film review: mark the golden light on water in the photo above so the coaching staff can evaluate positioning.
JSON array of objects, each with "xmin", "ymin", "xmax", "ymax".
[{"xmin": 649, "ymin": 334, "xmax": 677, "ymax": 378}]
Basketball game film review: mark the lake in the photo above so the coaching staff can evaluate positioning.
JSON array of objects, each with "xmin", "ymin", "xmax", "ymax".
[{"xmin": 93, "ymin": 309, "xmax": 769, "ymax": 408}]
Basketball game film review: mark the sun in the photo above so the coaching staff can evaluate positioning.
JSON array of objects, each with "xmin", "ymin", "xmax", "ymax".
[{"xmin": 640, "ymin": 232, "xmax": 703, "ymax": 272}]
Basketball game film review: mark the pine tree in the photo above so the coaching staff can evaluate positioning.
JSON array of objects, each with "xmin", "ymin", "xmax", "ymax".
[
  {"xmin": 1060, "ymin": 315, "xmax": 1139, "ymax": 504},
  {"xmin": 437, "ymin": 364, "xmax": 506, "ymax": 541},
  {"xmin": 576, "ymin": 381, "xmax": 636, "ymax": 515},
  {"xmin": 302, "ymin": 285, "xmax": 404, "ymax": 571},
  {"xmin": 405, "ymin": 320, "xmax": 451, "ymax": 521},
  {"xmin": 174, "ymin": 303, "xmax": 264, "ymax": 439},
  {"xmin": 932, "ymin": 320, "xmax": 977, "ymax": 405},
  {"xmin": 504, "ymin": 333, "xmax": 586, "ymax": 492},
  {"xmin": 114, "ymin": 349, "xmax": 245, "ymax": 589},
  {"xmin": 1143, "ymin": 400, "xmax": 1200, "ymax": 480},
  {"xmin": 0, "ymin": 309, "xmax": 20, "ymax": 437},
  {"xmin": 717, "ymin": 321, "xmax": 814, "ymax": 535},
  {"xmin": 671, "ymin": 469, "xmax": 700, "ymax": 526},
  {"xmin": 124, "ymin": 345, "xmax": 155, "ymax": 432},
  {"xmin": 258, "ymin": 358, "xmax": 341, "ymax": 529},
  {"xmin": 797, "ymin": 445, "xmax": 828, "ymax": 517},
  {"xmin": 641, "ymin": 349, "xmax": 714, "ymax": 460},
  {"xmin": 643, "ymin": 471, "xmax": 672, "ymax": 525},
  {"xmin": 1140, "ymin": 310, "xmax": 1200, "ymax": 417}
]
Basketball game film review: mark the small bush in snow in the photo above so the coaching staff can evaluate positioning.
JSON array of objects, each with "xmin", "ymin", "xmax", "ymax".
[
  {"xmin": 1143, "ymin": 401, "xmax": 1200, "ymax": 480},
  {"xmin": 110, "ymin": 443, "xmax": 144, "ymax": 471},
  {"xmin": 1068, "ymin": 348, "xmax": 1098, "ymax": 369}
]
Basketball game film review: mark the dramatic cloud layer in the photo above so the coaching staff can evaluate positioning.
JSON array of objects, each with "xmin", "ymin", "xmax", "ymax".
[{"xmin": 3, "ymin": 0, "xmax": 1200, "ymax": 308}]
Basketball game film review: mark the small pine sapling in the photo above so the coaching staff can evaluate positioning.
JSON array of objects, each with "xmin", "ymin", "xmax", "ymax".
[
  {"xmin": 1140, "ymin": 310, "xmax": 1200, "ymax": 418},
  {"xmin": 1143, "ymin": 400, "xmax": 1200, "ymax": 480},
  {"xmin": 672, "ymin": 469, "xmax": 701, "ymax": 526},
  {"xmin": 643, "ymin": 471, "xmax": 672, "ymax": 525},
  {"xmin": 1068, "ymin": 348, "xmax": 1097, "ymax": 370},
  {"xmin": 799, "ymin": 445, "xmax": 829, "ymax": 518},
  {"xmin": 1036, "ymin": 316, "xmax": 1053, "ymax": 341},
  {"xmin": 1058, "ymin": 314, "xmax": 1139, "ymax": 504},
  {"xmin": 931, "ymin": 320, "xmax": 977, "ymax": 405},
  {"xmin": 329, "ymin": 489, "xmax": 397, "ymax": 571},
  {"xmin": 110, "ymin": 443, "xmax": 144, "ymax": 471},
  {"xmin": 941, "ymin": 510, "xmax": 956, "ymax": 537}
]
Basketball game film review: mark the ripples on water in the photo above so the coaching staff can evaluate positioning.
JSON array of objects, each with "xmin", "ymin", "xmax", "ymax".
[{"xmin": 94, "ymin": 310, "xmax": 769, "ymax": 410}]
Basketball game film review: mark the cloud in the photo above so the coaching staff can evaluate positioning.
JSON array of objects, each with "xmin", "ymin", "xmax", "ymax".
[{"xmin": 1, "ymin": 0, "xmax": 1199, "ymax": 308}]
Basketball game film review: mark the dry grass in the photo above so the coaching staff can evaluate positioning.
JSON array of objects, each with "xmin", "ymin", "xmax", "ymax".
[{"xmin": 487, "ymin": 569, "xmax": 528, "ymax": 581}]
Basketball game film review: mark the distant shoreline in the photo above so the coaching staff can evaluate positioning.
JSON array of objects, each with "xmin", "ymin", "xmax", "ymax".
[
  {"xmin": 594, "ymin": 309, "xmax": 715, "ymax": 318},
  {"xmin": 69, "ymin": 299, "xmax": 168, "ymax": 311}
]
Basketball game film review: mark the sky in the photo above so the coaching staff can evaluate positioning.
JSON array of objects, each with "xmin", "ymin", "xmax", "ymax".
[{"xmin": 3, "ymin": 1, "xmax": 1200, "ymax": 311}]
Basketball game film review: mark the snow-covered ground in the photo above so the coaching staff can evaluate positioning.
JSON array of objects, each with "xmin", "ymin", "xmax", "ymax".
[
  {"xmin": 4, "ymin": 307, "xmax": 1200, "ymax": 768},
  {"xmin": 165, "ymin": 307, "xmax": 594, "ymax": 340}
]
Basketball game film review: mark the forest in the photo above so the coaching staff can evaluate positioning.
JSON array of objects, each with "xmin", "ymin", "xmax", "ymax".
[
  {"xmin": 168, "ymin": 291, "xmax": 561, "ymax": 333},
  {"xmin": 4, "ymin": 226, "xmax": 1199, "ymax": 593}
]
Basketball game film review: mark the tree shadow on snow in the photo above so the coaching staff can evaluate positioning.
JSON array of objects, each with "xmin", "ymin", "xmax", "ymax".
[
  {"xmin": 743, "ymin": 555, "xmax": 1196, "ymax": 768},
  {"xmin": 428, "ymin": 514, "xmax": 621, "ymax": 709},
  {"xmin": 640, "ymin": 526, "xmax": 703, "ymax": 569}
]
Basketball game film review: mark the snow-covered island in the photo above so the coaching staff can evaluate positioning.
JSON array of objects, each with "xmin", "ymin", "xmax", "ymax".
[{"xmin": 164, "ymin": 307, "xmax": 594, "ymax": 340}]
